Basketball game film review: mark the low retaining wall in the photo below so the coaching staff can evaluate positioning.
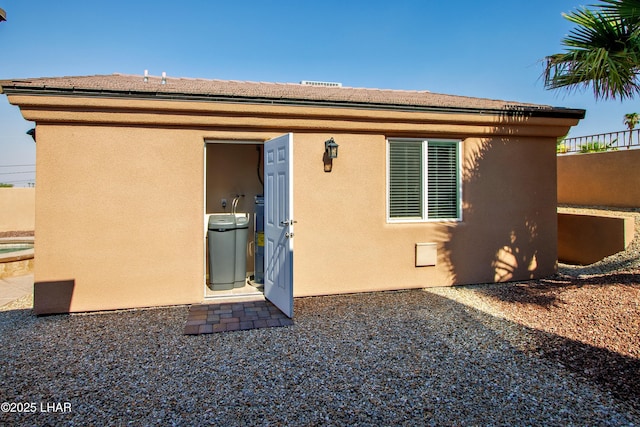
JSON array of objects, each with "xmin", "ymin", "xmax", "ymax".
[
  {"xmin": 0, "ymin": 188, "xmax": 35, "ymax": 232},
  {"xmin": 0, "ymin": 258, "xmax": 34, "ymax": 279},
  {"xmin": 0, "ymin": 238, "xmax": 34, "ymax": 279},
  {"xmin": 558, "ymin": 150, "xmax": 640, "ymax": 208},
  {"xmin": 558, "ymin": 213, "xmax": 635, "ymax": 265}
]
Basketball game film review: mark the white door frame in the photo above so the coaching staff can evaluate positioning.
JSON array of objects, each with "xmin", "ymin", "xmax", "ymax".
[
  {"xmin": 202, "ymin": 137, "xmax": 294, "ymax": 317},
  {"xmin": 202, "ymin": 139, "xmax": 265, "ymax": 298}
]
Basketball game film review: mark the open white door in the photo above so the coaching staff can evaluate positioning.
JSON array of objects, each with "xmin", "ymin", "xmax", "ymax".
[{"xmin": 263, "ymin": 133, "xmax": 294, "ymax": 318}]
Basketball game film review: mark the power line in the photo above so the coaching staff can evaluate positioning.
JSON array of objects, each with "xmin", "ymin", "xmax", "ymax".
[
  {"xmin": 0, "ymin": 164, "xmax": 35, "ymax": 168},
  {"xmin": 0, "ymin": 176, "xmax": 35, "ymax": 181},
  {"xmin": 0, "ymin": 171, "xmax": 36, "ymax": 175}
]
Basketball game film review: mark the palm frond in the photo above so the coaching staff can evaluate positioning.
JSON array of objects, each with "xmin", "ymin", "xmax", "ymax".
[
  {"xmin": 543, "ymin": 5, "xmax": 640, "ymax": 100},
  {"xmin": 599, "ymin": 0, "xmax": 640, "ymax": 21}
]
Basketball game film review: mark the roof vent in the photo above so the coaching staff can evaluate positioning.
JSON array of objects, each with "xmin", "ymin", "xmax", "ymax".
[{"xmin": 300, "ymin": 80, "xmax": 342, "ymax": 88}]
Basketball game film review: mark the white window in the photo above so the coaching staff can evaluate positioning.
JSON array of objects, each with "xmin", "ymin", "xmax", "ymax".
[{"xmin": 387, "ymin": 139, "xmax": 462, "ymax": 222}]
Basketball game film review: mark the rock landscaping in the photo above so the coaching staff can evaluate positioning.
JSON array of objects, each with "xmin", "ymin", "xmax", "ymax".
[{"xmin": 0, "ymin": 207, "xmax": 638, "ymax": 425}]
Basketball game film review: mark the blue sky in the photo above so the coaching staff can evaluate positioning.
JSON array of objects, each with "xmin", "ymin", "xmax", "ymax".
[{"xmin": 1, "ymin": 0, "xmax": 637, "ymax": 186}]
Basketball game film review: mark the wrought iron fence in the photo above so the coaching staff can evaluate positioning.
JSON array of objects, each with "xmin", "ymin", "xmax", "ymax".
[{"xmin": 558, "ymin": 129, "xmax": 640, "ymax": 154}]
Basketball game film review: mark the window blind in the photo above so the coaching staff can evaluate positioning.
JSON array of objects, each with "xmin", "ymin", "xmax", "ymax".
[
  {"xmin": 389, "ymin": 141, "xmax": 423, "ymax": 218},
  {"xmin": 427, "ymin": 142, "xmax": 459, "ymax": 219},
  {"xmin": 388, "ymin": 139, "xmax": 461, "ymax": 221}
]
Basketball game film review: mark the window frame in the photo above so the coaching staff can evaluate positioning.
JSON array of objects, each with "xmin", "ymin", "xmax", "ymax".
[{"xmin": 386, "ymin": 138, "xmax": 463, "ymax": 223}]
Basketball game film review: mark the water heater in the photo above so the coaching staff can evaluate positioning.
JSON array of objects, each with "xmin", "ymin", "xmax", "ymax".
[{"xmin": 254, "ymin": 195, "xmax": 264, "ymax": 284}]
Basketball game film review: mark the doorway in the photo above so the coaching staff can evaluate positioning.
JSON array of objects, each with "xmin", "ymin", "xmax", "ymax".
[
  {"xmin": 204, "ymin": 141, "xmax": 264, "ymax": 299},
  {"xmin": 204, "ymin": 135, "xmax": 294, "ymax": 318}
]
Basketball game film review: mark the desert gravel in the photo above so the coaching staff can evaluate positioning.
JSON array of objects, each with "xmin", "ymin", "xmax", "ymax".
[
  {"xmin": 0, "ymin": 293, "xmax": 637, "ymax": 426},
  {"xmin": 0, "ymin": 207, "xmax": 638, "ymax": 425}
]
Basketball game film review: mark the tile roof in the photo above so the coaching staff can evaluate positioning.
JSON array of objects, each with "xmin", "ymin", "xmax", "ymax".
[{"xmin": 0, "ymin": 73, "xmax": 585, "ymax": 118}]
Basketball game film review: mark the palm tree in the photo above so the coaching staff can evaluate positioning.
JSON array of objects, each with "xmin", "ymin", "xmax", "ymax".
[
  {"xmin": 623, "ymin": 112, "xmax": 639, "ymax": 145},
  {"xmin": 600, "ymin": 0, "xmax": 640, "ymax": 22},
  {"xmin": 623, "ymin": 112, "xmax": 639, "ymax": 128},
  {"xmin": 543, "ymin": 0, "xmax": 640, "ymax": 100}
]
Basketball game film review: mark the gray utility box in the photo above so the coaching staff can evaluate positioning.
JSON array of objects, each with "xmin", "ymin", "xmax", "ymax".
[
  {"xmin": 207, "ymin": 214, "xmax": 250, "ymax": 290},
  {"xmin": 208, "ymin": 214, "xmax": 237, "ymax": 290}
]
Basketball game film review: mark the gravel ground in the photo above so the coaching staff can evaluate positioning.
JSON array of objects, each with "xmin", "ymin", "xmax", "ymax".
[
  {"xmin": 431, "ymin": 206, "xmax": 640, "ymax": 418},
  {"xmin": 0, "ymin": 207, "xmax": 638, "ymax": 426},
  {"xmin": 0, "ymin": 294, "xmax": 637, "ymax": 425}
]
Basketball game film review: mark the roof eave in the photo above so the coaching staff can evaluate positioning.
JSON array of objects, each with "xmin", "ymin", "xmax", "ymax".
[{"xmin": 0, "ymin": 85, "xmax": 587, "ymax": 120}]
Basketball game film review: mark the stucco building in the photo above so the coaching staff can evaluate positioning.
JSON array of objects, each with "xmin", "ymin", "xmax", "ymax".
[{"xmin": 0, "ymin": 74, "xmax": 585, "ymax": 315}]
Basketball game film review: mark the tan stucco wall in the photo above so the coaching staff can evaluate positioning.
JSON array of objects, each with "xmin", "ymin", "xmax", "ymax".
[
  {"xmin": 0, "ymin": 188, "xmax": 35, "ymax": 232},
  {"xmin": 33, "ymin": 125, "xmax": 204, "ymax": 314},
  {"xmin": 6, "ymin": 94, "xmax": 579, "ymax": 313},
  {"xmin": 558, "ymin": 213, "xmax": 635, "ymax": 265},
  {"xmin": 292, "ymin": 134, "xmax": 559, "ymax": 296},
  {"xmin": 558, "ymin": 150, "xmax": 640, "ymax": 207}
]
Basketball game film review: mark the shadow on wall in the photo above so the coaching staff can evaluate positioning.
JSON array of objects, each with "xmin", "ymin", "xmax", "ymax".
[
  {"xmin": 33, "ymin": 280, "xmax": 75, "ymax": 315},
  {"xmin": 443, "ymin": 138, "xmax": 556, "ymax": 285}
]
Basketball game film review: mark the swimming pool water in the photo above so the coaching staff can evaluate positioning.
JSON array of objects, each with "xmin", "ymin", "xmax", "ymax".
[{"xmin": 0, "ymin": 244, "xmax": 33, "ymax": 255}]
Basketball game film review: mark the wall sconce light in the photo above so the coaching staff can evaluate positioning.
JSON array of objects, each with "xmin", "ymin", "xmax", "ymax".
[
  {"xmin": 26, "ymin": 128, "xmax": 36, "ymax": 142},
  {"xmin": 325, "ymin": 138, "xmax": 339, "ymax": 159},
  {"xmin": 323, "ymin": 137, "xmax": 339, "ymax": 172}
]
